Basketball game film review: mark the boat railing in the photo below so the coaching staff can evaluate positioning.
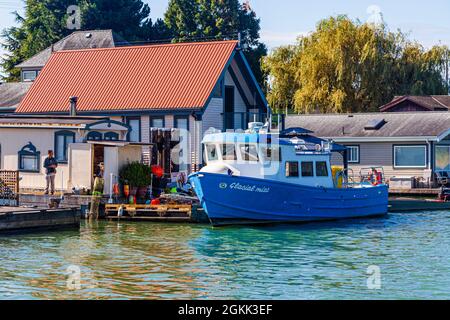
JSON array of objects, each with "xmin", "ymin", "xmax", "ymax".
[
  {"xmin": 335, "ymin": 168, "xmax": 356, "ymax": 189},
  {"xmin": 359, "ymin": 167, "xmax": 386, "ymax": 185}
]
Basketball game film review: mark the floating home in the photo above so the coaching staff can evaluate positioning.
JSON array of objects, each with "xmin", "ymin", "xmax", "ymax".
[
  {"xmin": 14, "ymin": 40, "xmax": 271, "ymax": 176},
  {"xmin": 0, "ymin": 115, "xmax": 141, "ymax": 193},
  {"xmin": 286, "ymin": 112, "xmax": 450, "ymax": 189}
]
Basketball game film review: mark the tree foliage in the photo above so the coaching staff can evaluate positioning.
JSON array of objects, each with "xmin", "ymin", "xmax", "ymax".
[
  {"xmin": 164, "ymin": 0, "xmax": 267, "ymax": 86},
  {"xmin": 263, "ymin": 16, "xmax": 450, "ymax": 114},
  {"xmin": 1, "ymin": 0, "xmax": 169, "ymax": 81}
]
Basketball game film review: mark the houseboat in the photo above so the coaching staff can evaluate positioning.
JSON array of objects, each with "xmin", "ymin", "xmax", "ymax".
[{"xmin": 189, "ymin": 124, "xmax": 389, "ymax": 226}]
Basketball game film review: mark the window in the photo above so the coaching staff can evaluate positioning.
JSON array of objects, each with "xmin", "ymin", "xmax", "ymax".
[
  {"xmin": 22, "ymin": 70, "xmax": 37, "ymax": 82},
  {"xmin": 285, "ymin": 161, "xmax": 299, "ymax": 177},
  {"xmin": 151, "ymin": 117, "xmax": 165, "ymax": 129},
  {"xmin": 394, "ymin": 145, "xmax": 427, "ymax": 168},
  {"xmin": 435, "ymin": 145, "xmax": 450, "ymax": 171},
  {"xmin": 104, "ymin": 132, "xmax": 119, "ymax": 141},
  {"xmin": 18, "ymin": 142, "xmax": 40, "ymax": 172},
  {"xmin": 212, "ymin": 80, "xmax": 223, "ymax": 98},
  {"xmin": 55, "ymin": 131, "xmax": 75, "ymax": 163},
  {"xmin": 260, "ymin": 145, "xmax": 281, "ymax": 163},
  {"xmin": 316, "ymin": 161, "xmax": 329, "ymax": 177},
  {"xmin": 347, "ymin": 145, "xmax": 360, "ymax": 163},
  {"xmin": 206, "ymin": 144, "xmax": 218, "ymax": 161},
  {"xmin": 301, "ymin": 162, "xmax": 314, "ymax": 177},
  {"xmin": 126, "ymin": 117, "xmax": 141, "ymax": 142},
  {"xmin": 86, "ymin": 131, "xmax": 102, "ymax": 141},
  {"xmin": 221, "ymin": 144, "xmax": 237, "ymax": 161},
  {"xmin": 240, "ymin": 144, "xmax": 259, "ymax": 162}
]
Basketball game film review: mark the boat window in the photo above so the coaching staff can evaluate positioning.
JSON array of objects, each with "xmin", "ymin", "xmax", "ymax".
[
  {"xmin": 206, "ymin": 144, "xmax": 218, "ymax": 161},
  {"xmin": 301, "ymin": 162, "xmax": 314, "ymax": 177},
  {"xmin": 316, "ymin": 161, "xmax": 329, "ymax": 177},
  {"xmin": 285, "ymin": 161, "xmax": 299, "ymax": 177},
  {"xmin": 240, "ymin": 144, "xmax": 259, "ymax": 162},
  {"xmin": 260, "ymin": 145, "xmax": 281, "ymax": 163},
  {"xmin": 221, "ymin": 144, "xmax": 237, "ymax": 161}
]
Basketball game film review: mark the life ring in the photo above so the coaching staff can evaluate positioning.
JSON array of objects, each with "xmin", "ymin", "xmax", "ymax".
[{"xmin": 369, "ymin": 170, "xmax": 383, "ymax": 186}]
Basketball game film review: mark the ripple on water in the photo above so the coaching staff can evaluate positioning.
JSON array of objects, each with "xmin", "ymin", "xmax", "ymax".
[{"xmin": 1, "ymin": 211, "xmax": 450, "ymax": 299}]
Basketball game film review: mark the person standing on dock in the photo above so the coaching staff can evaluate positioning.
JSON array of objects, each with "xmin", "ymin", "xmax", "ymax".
[{"xmin": 44, "ymin": 150, "xmax": 58, "ymax": 195}]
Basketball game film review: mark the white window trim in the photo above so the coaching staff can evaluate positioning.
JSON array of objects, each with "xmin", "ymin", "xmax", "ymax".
[
  {"xmin": 22, "ymin": 70, "xmax": 37, "ymax": 82},
  {"xmin": 347, "ymin": 145, "xmax": 360, "ymax": 163},
  {"xmin": 393, "ymin": 145, "xmax": 427, "ymax": 169}
]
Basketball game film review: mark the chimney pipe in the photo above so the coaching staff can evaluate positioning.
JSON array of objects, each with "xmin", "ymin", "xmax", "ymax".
[{"xmin": 69, "ymin": 96, "xmax": 78, "ymax": 116}]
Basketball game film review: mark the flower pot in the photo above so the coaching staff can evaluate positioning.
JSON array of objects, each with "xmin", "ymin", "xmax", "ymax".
[
  {"xmin": 123, "ymin": 185, "xmax": 130, "ymax": 198},
  {"xmin": 137, "ymin": 186, "xmax": 148, "ymax": 198}
]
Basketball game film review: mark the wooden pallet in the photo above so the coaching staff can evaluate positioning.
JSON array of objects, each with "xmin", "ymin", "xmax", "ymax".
[{"xmin": 105, "ymin": 204, "xmax": 192, "ymax": 220}]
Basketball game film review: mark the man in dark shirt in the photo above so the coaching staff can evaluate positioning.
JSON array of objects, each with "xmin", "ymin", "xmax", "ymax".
[{"xmin": 44, "ymin": 150, "xmax": 58, "ymax": 195}]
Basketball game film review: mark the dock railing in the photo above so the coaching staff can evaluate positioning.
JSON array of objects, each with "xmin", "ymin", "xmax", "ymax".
[{"xmin": 0, "ymin": 170, "xmax": 19, "ymax": 206}]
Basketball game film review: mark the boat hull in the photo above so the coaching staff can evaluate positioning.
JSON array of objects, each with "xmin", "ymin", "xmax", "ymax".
[{"xmin": 189, "ymin": 173, "xmax": 389, "ymax": 226}]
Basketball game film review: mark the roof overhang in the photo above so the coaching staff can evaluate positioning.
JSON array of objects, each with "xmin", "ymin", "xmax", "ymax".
[
  {"xmin": 327, "ymin": 136, "xmax": 440, "ymax": 143},
  {"xmin": 86, "ymin": 141, "xmax": 153, "ymax": 147}
]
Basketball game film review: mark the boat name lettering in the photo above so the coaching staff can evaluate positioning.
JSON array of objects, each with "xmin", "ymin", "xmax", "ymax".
[{"xmin": 229, "ymin": 183, "xmax": 270, "ymax": 193}]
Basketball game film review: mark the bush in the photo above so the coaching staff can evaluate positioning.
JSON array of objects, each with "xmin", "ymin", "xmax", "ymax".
[{"xmin": 119, "ymin": 162, "xmax": 152, "ymax": 188}]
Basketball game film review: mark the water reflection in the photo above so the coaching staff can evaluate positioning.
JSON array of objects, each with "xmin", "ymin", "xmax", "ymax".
[{"xmin": 1, "ymin": 211, "xmax": 450, "ymax": 299}]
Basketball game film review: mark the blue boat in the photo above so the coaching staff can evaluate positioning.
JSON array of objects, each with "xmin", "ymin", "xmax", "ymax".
[{"xmin": 189, "ymin": 124, "xmax": 389, "ymax": 226}]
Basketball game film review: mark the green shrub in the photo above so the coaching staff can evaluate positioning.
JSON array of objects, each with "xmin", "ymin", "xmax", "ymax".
[{"xmin": 119, "ymin": 162, "xmax": 152, "ymax": 188}]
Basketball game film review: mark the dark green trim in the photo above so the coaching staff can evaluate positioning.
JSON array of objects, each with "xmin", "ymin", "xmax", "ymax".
[
  {"xmin": 202, "ymin": 50, "xmax": 237, "ymax": 112},
  {"xmin": 174, "ymin": 115, "xmax": 190, "ymax": 130},
  {"xmin": 150, "ymin": 116, "xmax": 165, "ymax": 128},
  {"xmin": 125, "ymin": 116, "xmax": 141, "ymax": 142},
  {"xmin": 228, "ymin": 66, "xmax": 252, "ymax": 108},
  {"xmin": 54, "ymin": 130, "xmax": 75, "ymax": 163},
  {"xmin": 86, "ymin": 131, "xmax": 102, "ymax": 141},
  {"xmin": 104, "ymin": 132, "xmax": 120, "ymax": 141},
  {"xmin": 85, "ymin": 119, "xmax": 131, "ymax": 131},
  {"xmin": 18, "ymin": 142, "xmax": 41, "ymax": 173},
  {"xmin": 237, "ymin": 51, "xmax": 270, "ymax": 112}
]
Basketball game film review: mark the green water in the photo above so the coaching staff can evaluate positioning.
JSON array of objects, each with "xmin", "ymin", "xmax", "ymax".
[{"xmin": 1, "ymin": 211, "xmax": 450, "ymax": 300}]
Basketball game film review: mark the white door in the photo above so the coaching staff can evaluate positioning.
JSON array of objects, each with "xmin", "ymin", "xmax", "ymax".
[
  {"xmin": 68, "ymin": 143, "xmax": 93, "ymax": 190},
  {"xmin": 104, "ymin": 146, "xmax": 119, "ymax": 196}
]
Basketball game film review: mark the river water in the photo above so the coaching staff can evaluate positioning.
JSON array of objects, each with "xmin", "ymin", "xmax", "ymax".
[{"xmin": 1, "ymin": 211, "xmax": 449, "ymax": 300}]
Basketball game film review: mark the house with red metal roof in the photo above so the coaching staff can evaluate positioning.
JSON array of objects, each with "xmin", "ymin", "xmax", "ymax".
[{"xmin": 15, "ymin": 40, "xmax": 270, "ymax": 174}]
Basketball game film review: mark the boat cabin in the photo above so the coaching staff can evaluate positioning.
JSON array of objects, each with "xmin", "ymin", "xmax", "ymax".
[{"xmin": 200, "ymin": 130, "xmax": 348, "ymax": 189}]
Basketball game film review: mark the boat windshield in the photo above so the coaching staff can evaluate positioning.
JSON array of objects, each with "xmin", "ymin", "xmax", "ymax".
[
  {"xmin": 206, "ymin": 144, "xmax": 219, "ymax": 161},
  {"xmin": 239, "ymin": 144, "xmax": 259, "ymax": 162}
]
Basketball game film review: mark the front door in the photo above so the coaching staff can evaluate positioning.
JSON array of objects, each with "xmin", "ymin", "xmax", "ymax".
[{"xmin": 224, "ymin": 86, "xmax": 235, "ymax": 130}]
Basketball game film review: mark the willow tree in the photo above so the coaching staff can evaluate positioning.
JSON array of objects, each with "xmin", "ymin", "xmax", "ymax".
[{"xmin": 263, "ymin": 16, "xmax": 449, "ymax": 114}]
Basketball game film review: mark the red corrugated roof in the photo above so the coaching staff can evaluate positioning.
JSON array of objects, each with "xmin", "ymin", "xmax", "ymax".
[{"xmin": 16, "ymin": 40, "xmax": 238, "ymax": 113}]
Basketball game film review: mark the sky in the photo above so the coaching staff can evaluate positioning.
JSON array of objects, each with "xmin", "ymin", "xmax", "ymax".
[{"xmin": 1, "ymin": 0, "xmax": 450, "ymax": 56}]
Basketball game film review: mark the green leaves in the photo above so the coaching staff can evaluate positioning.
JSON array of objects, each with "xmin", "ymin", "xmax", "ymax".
[
  {"xmin": 264, "ymin": 16, "xmax": 449, "ymax": 114},
  {"xmin": 1, "ymin": 0, "xmax": 171, "ymax": 80},
  {"xmin": 164, "ymin": 0, "xmax": 267, "ymax": 86}
]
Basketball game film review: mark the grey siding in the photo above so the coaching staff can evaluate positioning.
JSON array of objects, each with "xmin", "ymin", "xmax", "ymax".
[
  {"xmin": 202, "ymin": 98, "xmax": 223, "ymax": 133},
  {"xmin": 332, "ymin": 142, "xmax": 429, "ymax": 181}
]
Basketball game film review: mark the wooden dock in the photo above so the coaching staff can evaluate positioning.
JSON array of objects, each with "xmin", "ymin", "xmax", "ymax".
[
  {"xmin": 105, "ymin": 204, "xmax": 193, "ymax": 222},
  {"xmin": 0, "ymin": 207, "xmax": 80, "ymax": 233},
  {"xmin": 389, "ymin": 198, "xmax": 450, "ymax": 212},
  {"xmin": 389, "ymin": 188, "xmax": 440, "ymax": 196}
]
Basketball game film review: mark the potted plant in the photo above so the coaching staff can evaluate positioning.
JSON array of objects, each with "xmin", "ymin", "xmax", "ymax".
[{"xmin": 119, "ymin": 162, "xmax": 152, "ymax": 198}]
